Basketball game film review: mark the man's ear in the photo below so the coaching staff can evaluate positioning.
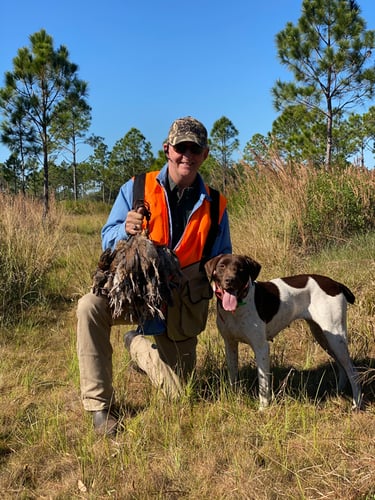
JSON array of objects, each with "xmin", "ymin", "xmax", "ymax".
[{"xmin": 163, "ymin": 143, "xmax": 169, "ymax": 159}]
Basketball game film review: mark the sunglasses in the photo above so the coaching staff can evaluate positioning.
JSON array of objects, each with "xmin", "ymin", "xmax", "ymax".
[{"xmin": 171, "ymin": 142, "xmax": 204, "ymax": 155}]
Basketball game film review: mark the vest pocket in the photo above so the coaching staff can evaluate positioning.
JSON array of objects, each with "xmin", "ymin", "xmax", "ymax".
[{"xmin": 166, "ymin": 263, "xmax": 213, "ymax": 341}]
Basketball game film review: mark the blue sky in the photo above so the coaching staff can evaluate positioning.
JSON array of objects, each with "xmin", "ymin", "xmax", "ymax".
[{"xmin": 1, "ymin": 0, "xmax": 375, "ymax": 166}]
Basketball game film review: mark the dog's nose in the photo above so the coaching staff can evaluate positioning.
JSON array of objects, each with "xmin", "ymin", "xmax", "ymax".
[{"xmin": 223, "ymin": 277, "xmax": 234, "ymax": 288}]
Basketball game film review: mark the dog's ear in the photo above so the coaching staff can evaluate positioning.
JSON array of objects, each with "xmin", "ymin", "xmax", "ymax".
[
  {"xmin": 204, "ymin": 254, "xmax": 224, "ymax": 280},
  {"xmin": 244, "ymin": 256, "xmax": 261, "ymax": 281}
]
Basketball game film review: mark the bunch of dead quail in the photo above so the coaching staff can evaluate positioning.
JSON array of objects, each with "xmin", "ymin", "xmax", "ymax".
[{"xmin": 92, "ymin": 232, "xmax": 182, "ymax": 324}]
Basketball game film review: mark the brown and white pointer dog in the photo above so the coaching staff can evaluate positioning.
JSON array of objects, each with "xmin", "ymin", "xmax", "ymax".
[{"xmin": 205, "ymin": 254, "xmax": 362, "ymax": 410}]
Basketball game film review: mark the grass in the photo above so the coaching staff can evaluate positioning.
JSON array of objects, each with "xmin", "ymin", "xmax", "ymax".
[{"xmin": 0, "ymin": 165, "xmax": 374, "ymax": 499}]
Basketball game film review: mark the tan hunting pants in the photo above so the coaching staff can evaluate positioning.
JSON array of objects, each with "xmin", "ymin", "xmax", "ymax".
[{"xmin": 76, "ymin": 292, "xmax": 197, "ymax": 411}]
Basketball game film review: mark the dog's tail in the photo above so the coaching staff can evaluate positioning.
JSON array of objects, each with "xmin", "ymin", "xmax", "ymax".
[{"xmin": 340, "ymin": 283, "xmax": 355, "ymax": 305}]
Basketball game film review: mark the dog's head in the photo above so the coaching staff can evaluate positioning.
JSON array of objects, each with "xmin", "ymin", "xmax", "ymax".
[{"xmin": 204, "ymin": 254, "xmax": 261, "ymax": 312}]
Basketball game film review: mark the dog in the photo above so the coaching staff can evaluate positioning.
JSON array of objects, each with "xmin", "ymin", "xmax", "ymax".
[{"xmin": 205, "ymin": 254, "xmax": 362, "ymax": 410}]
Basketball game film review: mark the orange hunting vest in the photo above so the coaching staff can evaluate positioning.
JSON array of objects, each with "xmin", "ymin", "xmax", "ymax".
[{"xmin": 137, "ymin": 171, "xmax": 226, "ymax": 269}]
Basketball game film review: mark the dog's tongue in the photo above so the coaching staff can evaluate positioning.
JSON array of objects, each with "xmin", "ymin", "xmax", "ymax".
[{"xmin": 222, "ymin": 291, "xmax": 238, "ymax": 311}]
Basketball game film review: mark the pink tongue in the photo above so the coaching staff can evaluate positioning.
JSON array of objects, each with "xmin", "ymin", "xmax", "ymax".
[{"xmin": 222, "ymin": 291, "xmax": 238, "ymax": 311}]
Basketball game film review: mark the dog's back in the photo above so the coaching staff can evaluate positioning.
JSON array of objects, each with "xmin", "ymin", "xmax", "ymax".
[{"xmin": 254, "ymin": 275, "xmax": 354, "ymax": 340}]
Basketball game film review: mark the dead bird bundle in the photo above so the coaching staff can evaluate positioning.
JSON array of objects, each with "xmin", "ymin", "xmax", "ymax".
[{"xmin": 92, "ymin": 233, "xmax": 182, "ymax": 323}]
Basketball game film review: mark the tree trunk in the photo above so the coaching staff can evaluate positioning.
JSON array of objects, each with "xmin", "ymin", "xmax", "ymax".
[
  {"xmin": 43, "ymin": 129, "xmax": 49, "ymax": 218},
  {"xmin": 72, "ymin": 134, "xmax": 78, "ymax": 201},
  {"xmin": 325, "ymin": 98, "xmax": 333, "ymax": 170}
]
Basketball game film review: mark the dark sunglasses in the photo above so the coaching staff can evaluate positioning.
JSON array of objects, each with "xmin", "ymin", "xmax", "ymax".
[{"xmin": 171, "ymin": 142, "xmax": 204, "ymax": 155}]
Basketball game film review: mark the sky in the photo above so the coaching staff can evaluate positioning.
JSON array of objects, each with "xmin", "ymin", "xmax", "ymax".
[{"xmin": 1, "ymin": 0, "xmax": 375, "ymax": 166}]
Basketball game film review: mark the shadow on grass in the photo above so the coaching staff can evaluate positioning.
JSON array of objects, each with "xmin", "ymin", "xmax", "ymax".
[{"xmin": 196, "ymin": 357, "xmax": 375, "ymax": 408}]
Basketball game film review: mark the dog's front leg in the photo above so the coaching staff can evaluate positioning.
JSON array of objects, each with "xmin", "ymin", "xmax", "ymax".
[
  {"xmin": 253, "ymin": 342, "xmax": 271, "ymax": 410},
  {"xmin": 223, "ymin": 336, "xmax": 239, "ymax": 386}
]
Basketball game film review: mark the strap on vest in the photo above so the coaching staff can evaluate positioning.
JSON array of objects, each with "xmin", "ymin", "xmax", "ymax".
[
  {"xmin": 201, "ymin": 186, "xmax": 220, "ymax": 267},
  {"xmin": 132, "ymin": 173, "xmax": 146, "ymax": 209}
]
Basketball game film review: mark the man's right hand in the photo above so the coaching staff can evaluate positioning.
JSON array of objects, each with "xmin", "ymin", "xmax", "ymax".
[{"xmin": 125, "ymin": 210, "xmax": 144, "ymax": 235}]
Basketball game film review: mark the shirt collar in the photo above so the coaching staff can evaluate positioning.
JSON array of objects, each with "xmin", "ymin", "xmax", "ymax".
[{"xmin": 157, "ymin": 164, "xmax": 210, "ymax": 199}]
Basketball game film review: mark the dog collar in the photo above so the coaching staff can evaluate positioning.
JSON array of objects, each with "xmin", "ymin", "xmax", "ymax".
[{"xmin": 238, "ymin": 281, "xmax": 250, "ymax": 302}]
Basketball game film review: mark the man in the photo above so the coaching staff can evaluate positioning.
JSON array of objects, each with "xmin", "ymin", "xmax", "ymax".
[{"xmin": 76, "ymin": 117, "xmax": 232, "ymax": 435}]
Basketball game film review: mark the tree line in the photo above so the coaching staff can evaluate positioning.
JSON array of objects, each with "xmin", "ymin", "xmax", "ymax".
[{"xmin": 1, "ymin": 0, "xmax": 374, "ymax": 213}]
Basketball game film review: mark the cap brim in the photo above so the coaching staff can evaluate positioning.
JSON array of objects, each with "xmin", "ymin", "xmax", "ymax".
[{"xmin": 170, "ymin": 135, "xmax": 207, "ymax": 147}]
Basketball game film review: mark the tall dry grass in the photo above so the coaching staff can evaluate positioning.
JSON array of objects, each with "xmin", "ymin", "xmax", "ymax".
[
  {"xmin": 0, "ymin": 165, "xmax": 374, "ymax": 499},
  {"xmin": 228, "ymin": 160, "xmax": 374, "ymax": 276},
  {"xmin": 0, "ymin": 193, "xmax": 63, "ymax": 326}
]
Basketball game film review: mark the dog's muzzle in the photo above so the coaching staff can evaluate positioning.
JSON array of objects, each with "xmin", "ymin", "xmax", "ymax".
[{"xmin": 214, "ymin": 280, "xmax": 250, "ymax": 312}]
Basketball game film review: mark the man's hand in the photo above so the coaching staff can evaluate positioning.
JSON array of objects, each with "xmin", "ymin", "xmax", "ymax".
[{"xmin": 125, "ymin": 210, "xmax": 144, "ymax": 235}]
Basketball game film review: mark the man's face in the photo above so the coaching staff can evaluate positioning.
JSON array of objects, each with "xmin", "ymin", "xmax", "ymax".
[{"xmin": 165, "ymin": 141, "xmax": 209, "ymax": 187}]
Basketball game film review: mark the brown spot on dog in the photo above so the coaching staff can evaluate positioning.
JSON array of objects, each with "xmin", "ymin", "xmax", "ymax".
[
  {"xmin": 282, "ymin": 275, "xmax": 355, "ymax": 304},
  {"xmin": 282, "ymin": 275, "xmax": 309, "ymax": 289},
  {"xmin": 254, "ymin": 282, "xmax": 280, "ymax": 323}
]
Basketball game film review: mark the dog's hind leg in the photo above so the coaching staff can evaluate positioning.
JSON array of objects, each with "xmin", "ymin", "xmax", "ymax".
[
  {"xmin": 327, "ymin": 338, "xmax": 362, "ymax": 410},
  {"xmin": 328, "ymin": 340, "xmax": 362, "ymax": 410},
  {"xmin": 307, "ymin": 320, "xmax": 362, "ymax": 409}
]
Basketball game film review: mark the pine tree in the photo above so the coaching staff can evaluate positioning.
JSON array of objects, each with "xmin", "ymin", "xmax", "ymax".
[
  {"xmin": 209, "ymin": 116, "xmax": 239, "ymax": 192},
  {"xmin": 0, "ymin": 29, "xmax": 87, "ymax": 214},
  {"xmin": 272, "ymin": 0, "xmax": 375, "ymax": 168}
]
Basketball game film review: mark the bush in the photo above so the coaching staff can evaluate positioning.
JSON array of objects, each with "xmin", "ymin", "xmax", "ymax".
[{"xmin": 301, "ymin": 166, "xmax": 375, "ymax": 250}]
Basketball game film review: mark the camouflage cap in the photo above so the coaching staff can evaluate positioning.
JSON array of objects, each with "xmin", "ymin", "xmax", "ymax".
[{"xmin": 167, "ymin": 116, "xmax": 208, "ymax": 148}]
